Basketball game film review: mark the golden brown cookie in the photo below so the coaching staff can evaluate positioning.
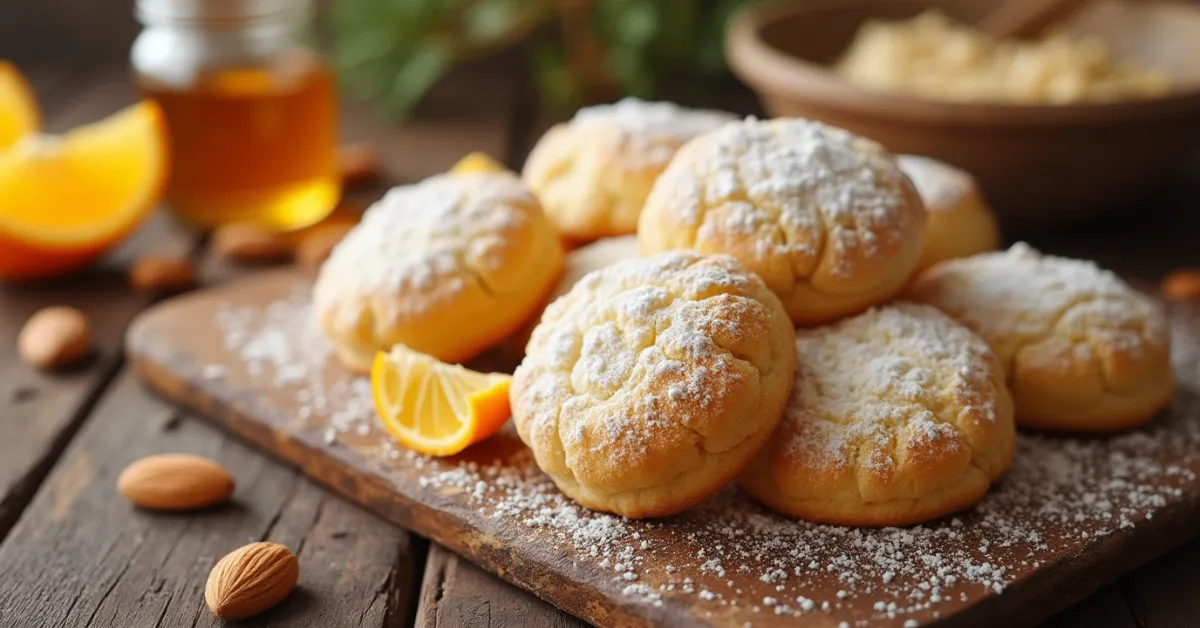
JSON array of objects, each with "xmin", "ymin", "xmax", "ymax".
[
  {"xmin": 897, "ymin": 155, "xmax": 1000, "ymax": 273},
  {"xmin": 314, "ymin": 171, "xmax": 563, "ymax": 372},
  {"xmin": 740, "ymin": 303, "xmax": 1015, "ymax": 526},
  {"xmin": 908, "ymin": 243, "xmax": 1173, "ymax": 431},
  {"xmin": 522, "ymin": 99, "xmax": 735, "ymax": 243},
  {"xmin": 638, "ymin": 117, "xmax": 926, "ymax": 325},
  {"xmin": 511, "ymin": 251, "xmax": 796, "ymax": 518}
]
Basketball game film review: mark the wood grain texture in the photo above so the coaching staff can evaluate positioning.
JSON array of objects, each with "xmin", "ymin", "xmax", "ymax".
[
  {"xmin": 0, "ymin": 370, "xmax": 413, "ymax": 628},
  {"xmin": 416, "ymin": 545, "xmax": 587, "ymax": 628},
  {"xmin": 125, "ymin": 271, "xmax": 1200, "ymax": 628},
  {"xmin": 0, "ymin": 67, "xmax": 197, "ymax": 540}
]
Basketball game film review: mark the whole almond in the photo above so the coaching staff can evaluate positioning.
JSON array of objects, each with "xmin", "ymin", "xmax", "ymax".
[
  {"xmin": 129, "ymin": 254, "xmax": 196, "ymax": 294},
  {"xmin": 1163, "ymin": 269, "xmax": 1200, "ymax": 302},
  {"xmin": 117, "ymin": 453, "xmax": 234, "ymax": 511},
  {"xmin": 211, "ymin": 224, "xmax": 291, "ymax": 264},
  {"xmin": 339, "ymin": 143, "xmax": 381, "ymax": 185},
  {"xmin": 18, "ymin": 306, "xmax": 92, "ymax": 370},
  {"xmin": 295, "ymin": 223, "xmax": 354, "ymax": 271},
  {"xmin": 205, "ymin": 542, "xmax": 299, "ymax": 619}
]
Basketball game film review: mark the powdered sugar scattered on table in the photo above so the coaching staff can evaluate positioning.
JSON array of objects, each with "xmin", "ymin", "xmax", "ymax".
[{"xmin": 212, "ymin": 287, "xmax": 1200, "ymax": 627}]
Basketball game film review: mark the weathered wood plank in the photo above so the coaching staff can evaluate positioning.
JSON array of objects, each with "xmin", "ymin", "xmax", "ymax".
[
  {"xmin": 1120, "ymin": 537, "xmax": 1200, "ymax": 628},
  {"xmin": 0, "ymin": 67, "xmax": 197, "ymax": 539},
  {"xmin": 0, "ymin": 370, "xmax": 414, "ymax": 628},
  {"xmin": 416, "ymin": 545, "xmax": 587, "ymax": 628}
]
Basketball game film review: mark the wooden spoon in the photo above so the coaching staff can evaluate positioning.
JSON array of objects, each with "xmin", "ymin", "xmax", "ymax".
[{"xmin": 978, "ymin": 0, "xmax": 1095, "ymax": 39}]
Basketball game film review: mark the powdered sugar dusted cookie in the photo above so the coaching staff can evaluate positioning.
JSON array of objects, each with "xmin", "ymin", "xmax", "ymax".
[
  {"xmin": 523, "ymin": 98, "xmax": 735, "ymax": 242},
  {"xmin": 740, "ymin": 303, "xmax": 1015, "ymax": 526},
  {"xmin": 638, "ymin": 117, "xmax": 926, "ymax": 325},
  {"xmin": 908, "ymin": 243, "xmax": 1173, "ymax": 431},
  {"xmin": 510, "ymin": 251, "xmax": 796, "ymax": 518},
  {"xmin": 314, "ymin": 171, "xmax": 563, "ymax": 372}
]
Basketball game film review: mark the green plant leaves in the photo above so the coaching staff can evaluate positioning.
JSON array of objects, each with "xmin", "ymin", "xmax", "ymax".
[
  {"xmin": 385, "ymin": 45, "xmax": 452, "ymax": 118},
  {"xmin": 332, "ymin": 0, "xmax": 765, "ymax": 119}
]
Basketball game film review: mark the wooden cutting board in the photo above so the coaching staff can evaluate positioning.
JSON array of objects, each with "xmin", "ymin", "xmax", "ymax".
[{"xmin": 126, "ymin": 270, "xmax": 1200, "ymax": 628}]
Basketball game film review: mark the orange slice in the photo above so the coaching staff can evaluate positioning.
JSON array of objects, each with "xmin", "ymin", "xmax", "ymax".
[
  {"xmin": 371, "ymin": 345, "xmax": 512, "ymax": 456},
  {"xmin": 0, "ymin": 61, "xmax": 40, "ymax": 150},
  {"xmin": 450, "ymin": 152, "xmax": 507, "ymax": 175},
  {"xmin": 0, "ymin": 101, "xmax": 167, "ymax": 280}
]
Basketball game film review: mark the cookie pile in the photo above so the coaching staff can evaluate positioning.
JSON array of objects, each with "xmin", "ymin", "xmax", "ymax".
[{"xmin": 313, "ymin": 99, "xmax": 1173, "ymax": 526}]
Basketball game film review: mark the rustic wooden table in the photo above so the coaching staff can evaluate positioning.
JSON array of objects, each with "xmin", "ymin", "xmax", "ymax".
[{"xmin": 0, "ymin": 54, "xmax": 1198, "ymax": 628}]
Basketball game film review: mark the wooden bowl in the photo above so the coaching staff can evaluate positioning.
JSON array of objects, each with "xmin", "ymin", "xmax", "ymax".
[{"xmin": 726, "ymin": 0, "xmax": 1200, "ymax": 229}]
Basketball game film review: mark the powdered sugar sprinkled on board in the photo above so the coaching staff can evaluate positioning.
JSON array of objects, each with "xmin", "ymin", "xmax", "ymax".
[{"xmin": 210, "ymin": 286, "xmax": 1200, "ymax": 626}]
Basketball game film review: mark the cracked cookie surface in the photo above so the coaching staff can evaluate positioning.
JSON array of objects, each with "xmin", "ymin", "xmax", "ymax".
[
  {"xmin": 314, "ymin": 171, "xmax": 563, "ymax": 372},
  {"xmin": 637, "ymin": 117, "xmax": 926, "ymax": 325},
  {"xmin": 907, "ymin": 243, "xmax": 1173, "ymax": 431},
  {"xmin": 740, "ymin": 303, "xmax": 1015, "ymax": 526},
  {"xmin": 510, "ymin": 251, "xmax": 796, "ymax": 518}
]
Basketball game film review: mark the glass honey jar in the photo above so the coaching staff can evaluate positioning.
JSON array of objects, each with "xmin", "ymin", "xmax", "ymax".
[{"xmin": 132, "ymin": 0, "xmax": 340, "ymax": 230}]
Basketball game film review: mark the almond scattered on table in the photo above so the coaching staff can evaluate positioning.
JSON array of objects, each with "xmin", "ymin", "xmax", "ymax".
[
  {"xmin": 339, "ymin": 143, "xmax": 381, "ymax": 185},
  {"xmin": 211, "ymin": 223, "xmax": 291, "ymax": 264},
  {"xmin": 205, "ymin": 541, "xmax": 299, "ymax": 619},
  {"xmin": 129, "ymin": 254, "xmax": 196, "ymax": 294},
  {"xmin": 1162, "ymin": 269, "xmax": 1200, "ymax": 302},
  {"xmin": 117, "ymin": 453, "xmax": 235, "ymax": 511},
  {"xmin": 295, "ymin": 222, "xmax": 354, "ymax": 271},
  {"xmin": 18, "ymin": 306, "xmax": 92, "ymax": 370}
]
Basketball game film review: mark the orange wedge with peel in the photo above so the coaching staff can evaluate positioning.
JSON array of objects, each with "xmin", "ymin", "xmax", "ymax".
[
  {"xmin": 0, "ymin": 101, "xmax": 167, "ymax": 280},
  {"xmin": 371, "ymin": 345, "xmax": 512, "ymax": 457},
  {"xmin": 0, "ymin": 61, "xmax": 39, "ymax": 150},
  {"xmin": 450, "ymin": 151, "xmax": 507, "ymax": 175}
]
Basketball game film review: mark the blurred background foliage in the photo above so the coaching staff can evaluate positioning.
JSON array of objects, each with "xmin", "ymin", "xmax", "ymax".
[{"xmin": 334, "ymin": 0, "xmax": 763, "ymax": 118}]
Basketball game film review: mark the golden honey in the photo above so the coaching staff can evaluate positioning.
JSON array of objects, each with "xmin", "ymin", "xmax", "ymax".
[{"xmin": 139, "ymin": 56, "xmax": 339, "ymax": 230}]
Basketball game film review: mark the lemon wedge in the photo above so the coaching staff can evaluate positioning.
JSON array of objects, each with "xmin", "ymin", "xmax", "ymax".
[{"xmin": 371, "ymin": 345, "xmax": 511, "ymax": 456}]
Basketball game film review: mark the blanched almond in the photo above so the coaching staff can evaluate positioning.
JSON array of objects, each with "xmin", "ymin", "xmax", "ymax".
[
  {"xmin": 205, "ymin": 541, "xmax": 299, "ymax": 619},
  {"xmin": 117, "ymin": 453, "xmax": 234, "ymax": 511},
  {"xmin": 18, "ymin": 306, "xmax": 92, "ymax": 370}
]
